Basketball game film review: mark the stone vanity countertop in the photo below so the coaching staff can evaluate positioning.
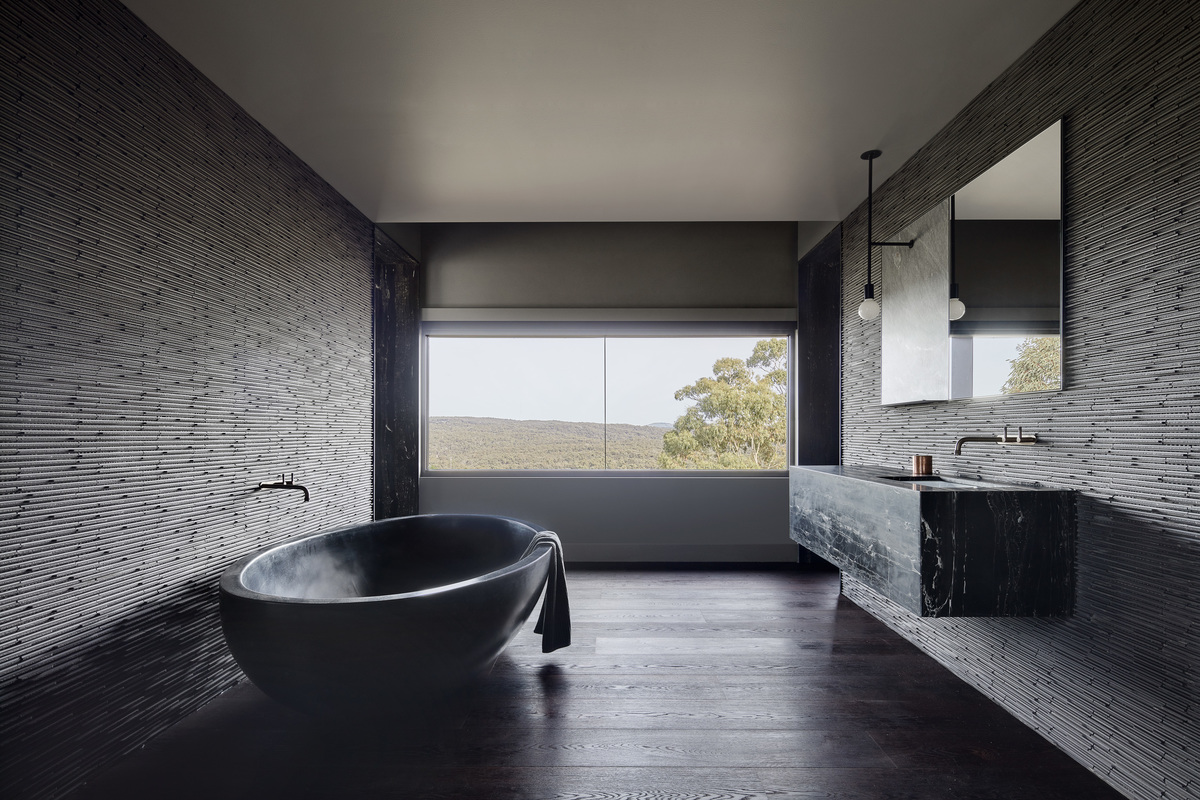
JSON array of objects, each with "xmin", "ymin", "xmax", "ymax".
[{"xmin": 790, "ymin": 464, "xmax": 1060, "ymax": 492}]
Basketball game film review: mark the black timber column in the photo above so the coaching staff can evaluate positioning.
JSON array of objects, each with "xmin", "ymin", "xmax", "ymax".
[
  {"xmin": 795, "ymin": 224, "xmax": 842, "ymax": 465},
  {"xmin": 373, "ymin": 228, "xmax": 420, "ymax": 519}
]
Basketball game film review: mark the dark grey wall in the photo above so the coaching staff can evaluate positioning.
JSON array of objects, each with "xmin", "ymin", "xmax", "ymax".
[
  {"xmin": 795, "ymin": 225, "xmax": 841, "ymax": 465},
  {"xmin": 1, "ymin": 1, "xmax": 375, "ymax": 797},
  {"xmin": 421, "ymin": 222, "xmax": 798, "ymax": 308},
  {"xmin": 838, "ymin": 1, "xmax": 1199, "ymax": 798},
  {"xmin": 420, "ymin": 474, "xmax": 793, "ymax": 562}
]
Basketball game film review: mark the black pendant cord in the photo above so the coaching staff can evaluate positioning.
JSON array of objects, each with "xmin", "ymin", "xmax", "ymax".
[
  {"xmin": 861, "ymin": 149, "xmax": 884, "ymax": 292},
  {"xmin": 860, "ymin": 148, "xmax": 913, "ymax": 303},
  {"xmin": 950, "ymin": 195, "xmax": 958, "ymax": 298},
  {"xmin": 866, "ymin": 152, "xmax": 874, "ymax": 289}
]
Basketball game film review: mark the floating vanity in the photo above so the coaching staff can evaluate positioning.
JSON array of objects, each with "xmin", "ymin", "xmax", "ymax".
[{"xmin": 790, "ymin": 465, "xmax": 1074, "ymax": 617}]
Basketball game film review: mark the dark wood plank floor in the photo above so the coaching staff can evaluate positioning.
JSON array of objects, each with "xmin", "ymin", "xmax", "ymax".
[{"xmin": 68, "ymin": 568, "xmax": 1123, "ymax": 799}]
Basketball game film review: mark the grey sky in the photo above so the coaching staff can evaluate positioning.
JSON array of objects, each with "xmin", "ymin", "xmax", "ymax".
[{"xmin": 973, "ymin": 336, "xmax": 1027, "ymax": 396}]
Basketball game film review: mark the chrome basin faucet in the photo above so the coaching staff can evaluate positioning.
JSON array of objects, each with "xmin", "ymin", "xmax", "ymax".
[{"xmin": 954, "ymin": 426, "xmax": 1037, "ymax": 455}]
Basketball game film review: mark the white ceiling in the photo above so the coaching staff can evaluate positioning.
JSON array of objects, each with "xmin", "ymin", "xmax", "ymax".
[{"xmin": 121, "ymin": 0, "xmax": 1078, "ymax": 224}]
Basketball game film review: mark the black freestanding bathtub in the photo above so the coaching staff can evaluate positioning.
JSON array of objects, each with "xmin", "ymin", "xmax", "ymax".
[{"xmin": 219, "ymin": 514, "xmax": 568, "ymax": 717}]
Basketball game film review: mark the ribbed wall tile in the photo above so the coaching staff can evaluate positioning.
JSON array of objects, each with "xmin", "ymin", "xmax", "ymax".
[
  {"xmin": 838, "ymin": 1, "xmax": 1199, "ymax": 798},
  {"xmin": 1, "ymin": 1, "xmax": 375, "ymax": 798}
]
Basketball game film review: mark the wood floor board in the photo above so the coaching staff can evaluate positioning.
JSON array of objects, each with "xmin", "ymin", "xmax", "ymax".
[
  {"xmin": 347, "ymin": 765, "xmax": 1124, "ymax": 800},
  {"xmin": 705, "ymin": 613, "xmax": 880, "ymax": 626},
  {"xmin": 569, "ymin": 610, "xmax": 711, "ymax": 623},
  {"xmin": 563, "ymin": 571, "xmax": 837, "ymax": 585},
  {"xmin": 552, "ymin": 621, "xmax": 898, "ymax": 638},
  {"xmin": 498, "ymin": 654, "xmax": 946, "ymax": 677},
  {"xmin": 565, "ymin": 594, "xmax": 844, "ymax": 606},
  {"xmin": 506, "ymin": 639, "xmax": 925, "ymax": 661},
  {"xmin": 593, "ymin": 636, "xmax": 807, "ymax": 656},
  {"xmin": 476, "ymin": 671, "xmax": 995, "ymax": 702},
  {"xmin": 325, "ymin": 727, "xmax": 897, "ymax": 770},
  {"xmin": 464, "ymin": 699, "xmax": 1020, "ymax": 733},
  {"xmin": 864, "ymin": 726, "xmax": 1090, "ymax": 770}
]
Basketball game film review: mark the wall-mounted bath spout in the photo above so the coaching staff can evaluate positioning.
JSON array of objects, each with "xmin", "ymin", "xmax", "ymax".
[
  {"xmin": 256, "ymin": 473, "xmax": 310, "ymax": 502},
  {"xmin": 954, "ymin": 426, "xmax": 1038, "ymax": 456}
]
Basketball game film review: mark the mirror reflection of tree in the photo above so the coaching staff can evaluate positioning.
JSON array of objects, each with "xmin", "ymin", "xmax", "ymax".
[{"xmin": 1002, "ymin": 336, "xmax": 1061, "ymax": 393}]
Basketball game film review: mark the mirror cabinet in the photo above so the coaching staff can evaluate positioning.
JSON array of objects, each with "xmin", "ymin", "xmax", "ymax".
[{"xmin": 880, "ymin": 120, "xmax": 1062, "ymax": 405}]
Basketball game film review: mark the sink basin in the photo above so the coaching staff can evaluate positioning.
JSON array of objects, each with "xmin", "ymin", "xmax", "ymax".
[
  {"xmin": 876, "ymin": 474, "xmax": 1010, "ymax": 489},
  {"xmin": 789, "ymin": 465, "xmax": 1074, "ymax": 617}
]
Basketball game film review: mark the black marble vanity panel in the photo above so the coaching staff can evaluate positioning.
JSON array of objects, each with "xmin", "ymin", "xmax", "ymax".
[
  {"xmin": 919, "ymin": 488, "xmax": 1074, "ymax": 617},
  {"xmin": 790, "ymin": 466, "xmax": 1074, "ymax": 617},
  {"xmin": 790, "ymin": 466, "xmax": 923, "ymax": 613}
]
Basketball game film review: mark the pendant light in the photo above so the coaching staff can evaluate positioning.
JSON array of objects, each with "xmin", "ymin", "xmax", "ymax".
[
  {"xmin": 948, "ymin": 195, "xmax": 966, "ymax": 321},
  {"xmin": 858, "ymin": 150, "xmax": 881, "ymax": 320},
  {"xmin": 858, "ymin": 150, "xmax": 913, "ymax": 321}
]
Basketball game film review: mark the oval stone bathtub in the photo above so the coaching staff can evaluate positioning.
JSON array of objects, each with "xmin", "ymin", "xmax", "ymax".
[{"xmin": 219, "ymin": 514, "xmax": 568, "ymax": 717}]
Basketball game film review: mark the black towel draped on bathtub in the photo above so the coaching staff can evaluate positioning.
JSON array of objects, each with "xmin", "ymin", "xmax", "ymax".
[{"xmin": 522, "ymin": 531, "xmax": 571, "ymax": 653}]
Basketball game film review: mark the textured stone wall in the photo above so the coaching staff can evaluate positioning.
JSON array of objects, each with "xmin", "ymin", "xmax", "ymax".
[
  {"xmin": 1, "ymin": 1, "xmax": 375, "ymax": 797},
  {"xmin": 837, "ymin": 1, "xmax": 1199, "ymax": 798}
]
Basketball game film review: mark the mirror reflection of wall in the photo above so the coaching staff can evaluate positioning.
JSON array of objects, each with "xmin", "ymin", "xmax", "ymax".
[{"xmin": 949, "ymin": 120, "xmax": 1062, "ymax": 400}]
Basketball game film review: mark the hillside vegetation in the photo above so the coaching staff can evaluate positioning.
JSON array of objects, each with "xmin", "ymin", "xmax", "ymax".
[{"xmin": 427, "ymin": 417, "xmax": 665, "ymax": 470}]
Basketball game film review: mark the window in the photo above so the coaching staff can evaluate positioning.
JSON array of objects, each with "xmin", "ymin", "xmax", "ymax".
[{"xmin": 425, "ymin": 334, "xmax": 790, "ymax": 471}]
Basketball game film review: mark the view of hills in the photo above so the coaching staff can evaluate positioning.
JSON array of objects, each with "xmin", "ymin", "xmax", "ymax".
[{"xmin": 427, "ymin": 416, "xmax": 668, "ymax": 470}]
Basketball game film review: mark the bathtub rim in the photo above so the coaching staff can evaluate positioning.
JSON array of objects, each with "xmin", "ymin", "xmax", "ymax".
[{"xmin": 220, "ymin": 513, "xmax": 554, "ymax": 605}]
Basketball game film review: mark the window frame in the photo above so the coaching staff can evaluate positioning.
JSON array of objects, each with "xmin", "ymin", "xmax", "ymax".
[{"xmin": 420, "ymin": 320, "xmax": 796, "ymax": 477}]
